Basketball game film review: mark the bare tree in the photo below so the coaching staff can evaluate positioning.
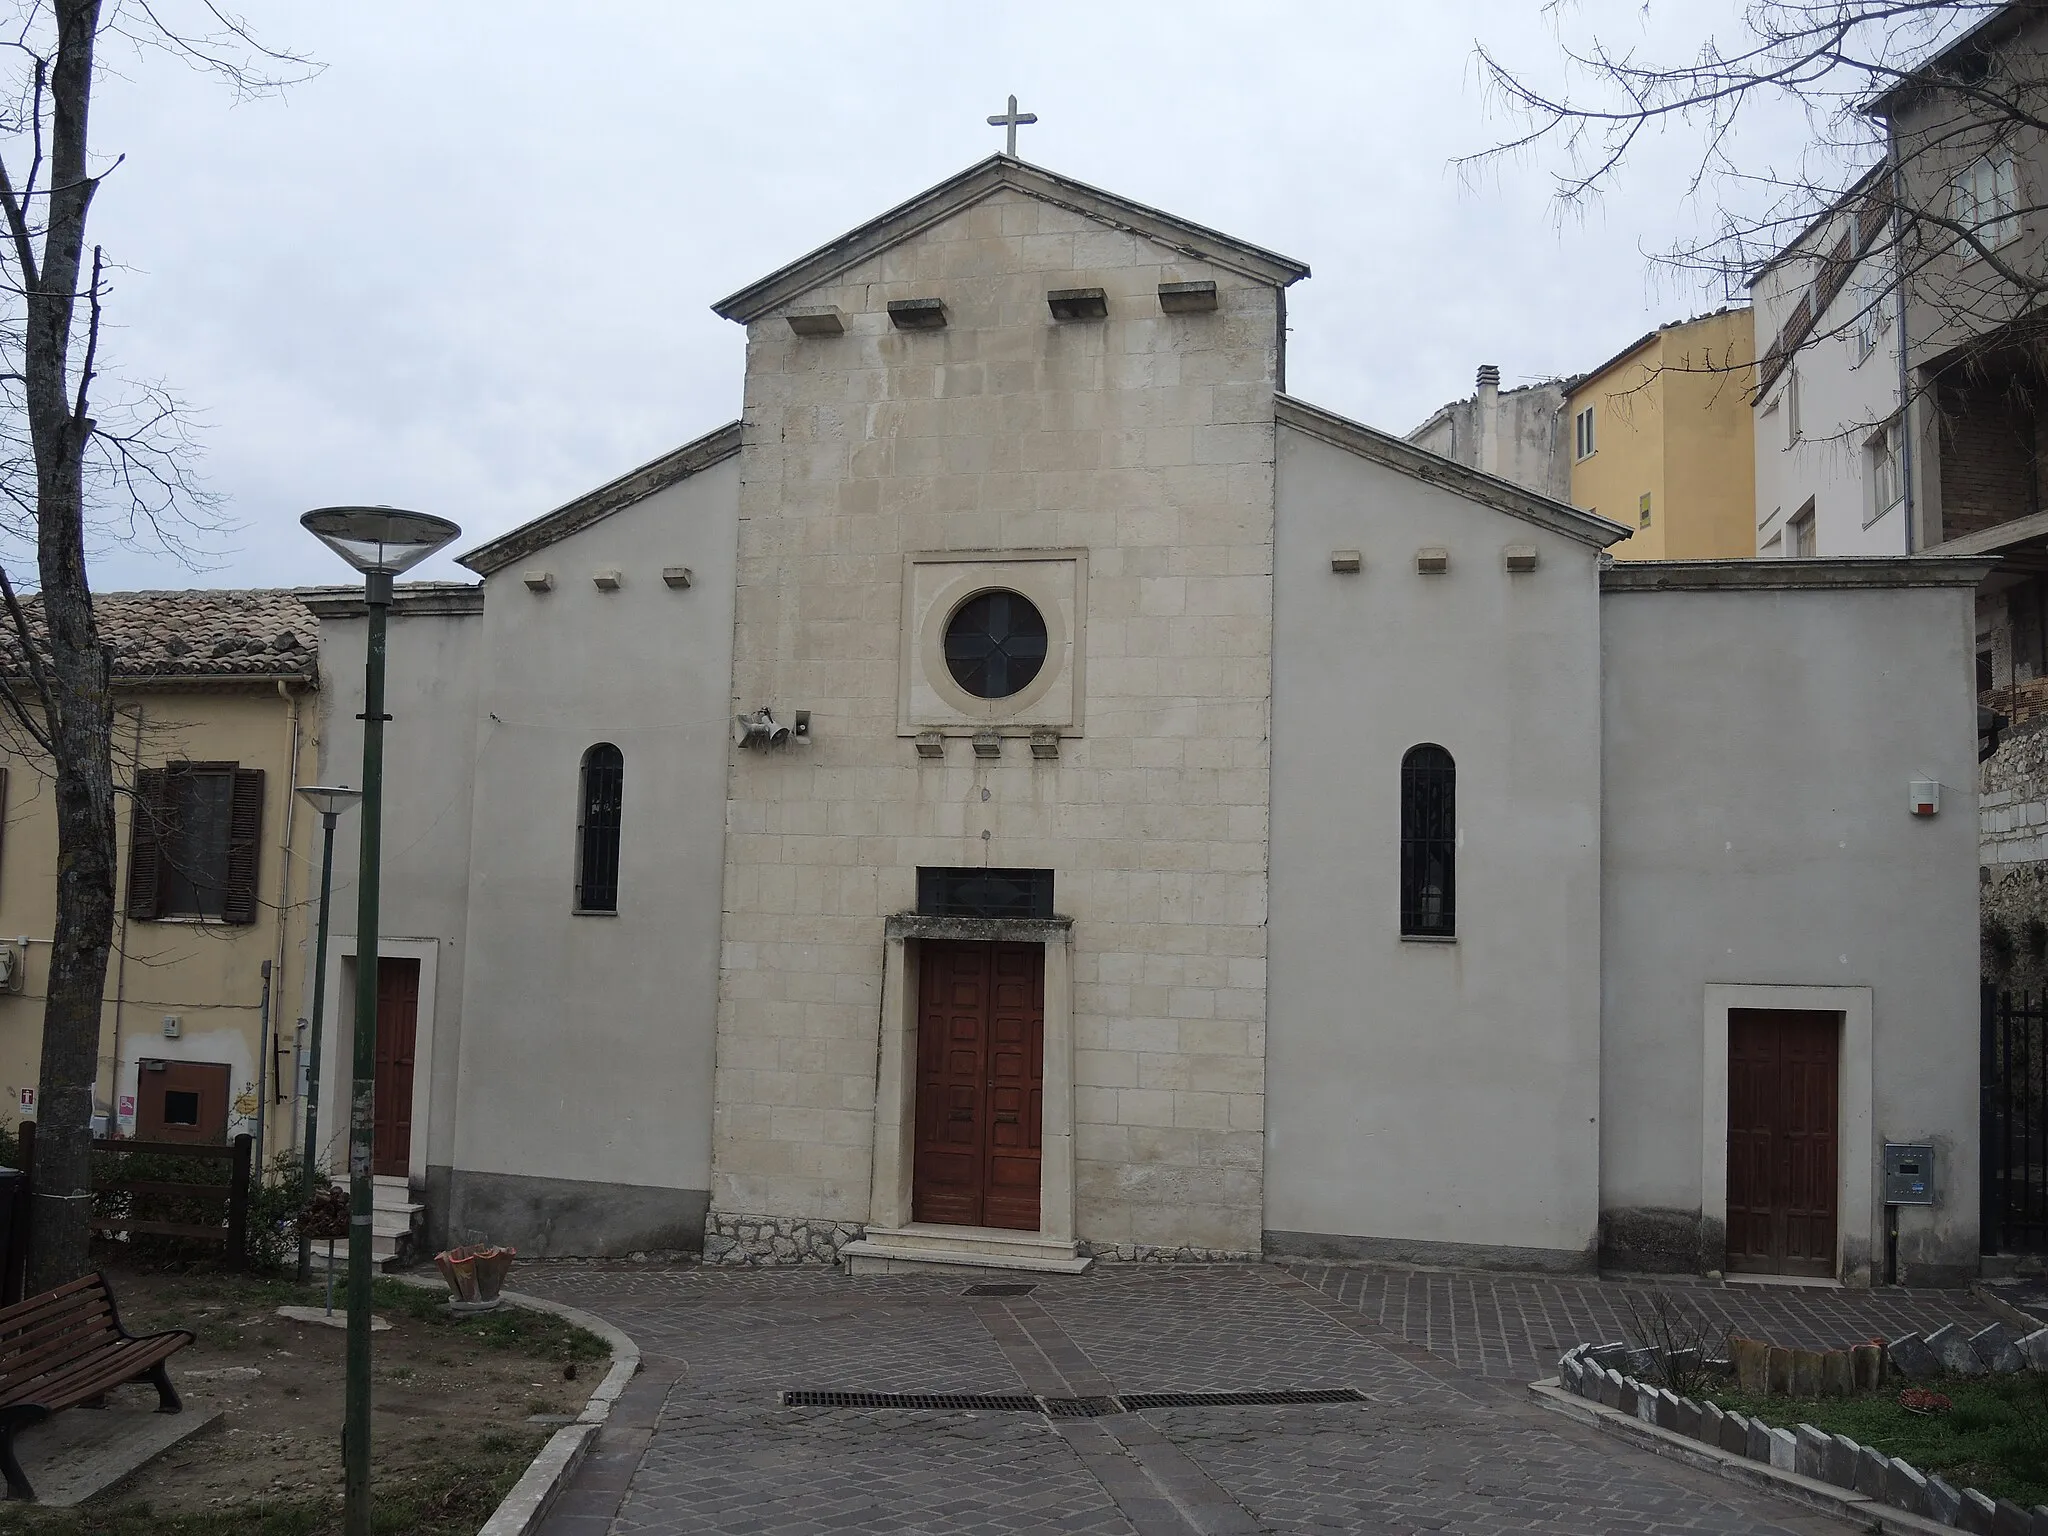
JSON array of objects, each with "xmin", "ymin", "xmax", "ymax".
[
  {"xmin": 0, "ymin": 1, "xmax": 308, "ymax": 1290},
  {"xmin": 1469, "ymin": 3, "xmax": 2048, "ymax": 410}
]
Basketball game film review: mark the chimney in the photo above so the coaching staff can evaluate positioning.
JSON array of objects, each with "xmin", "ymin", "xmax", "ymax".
[{"xmin": 1476, "ymin": 364, "xmax": 1501, "ymax": 476}]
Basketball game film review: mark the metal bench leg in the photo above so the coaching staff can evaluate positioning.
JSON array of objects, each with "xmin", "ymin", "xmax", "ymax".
[
  {"xmin": 0, "ymin": 1424, "xmax": 34, "ymax": 1501},
  {"xmin": 147, "ymin": 1360, "xmax": 182, "ymax": 1414}
]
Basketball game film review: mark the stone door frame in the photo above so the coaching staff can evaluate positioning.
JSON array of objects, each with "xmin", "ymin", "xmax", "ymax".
[
  {"xmin": 871, "ymin": 913, "xmax": 1074, "ymax": 1243},
  {"xmin": 1701, "ymin": 983, "xmax": 1873, "ymax": 1286}
]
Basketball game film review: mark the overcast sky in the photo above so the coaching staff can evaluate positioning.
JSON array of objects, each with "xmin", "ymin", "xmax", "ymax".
[{"xmin": 68, "ymin": 0, "xmax": 1809, "ymax": 591}]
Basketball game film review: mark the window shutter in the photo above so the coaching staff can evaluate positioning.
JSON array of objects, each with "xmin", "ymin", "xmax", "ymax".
[
  {"xmin": 222, "ymin": 767, "xmax": 265, "ymax": 925},
  {"xmin": 126, "ymin": 767, "xmax": 168, "ymax": 920}
]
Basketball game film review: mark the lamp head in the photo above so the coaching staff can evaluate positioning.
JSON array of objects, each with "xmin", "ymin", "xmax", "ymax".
[
  {"xmin": 300, "ymin": 506, "xmax": 461, "ymax": 576},
  {"xmin": 294, "ymin": 784, "xmax": 364, "ymax": 819}
]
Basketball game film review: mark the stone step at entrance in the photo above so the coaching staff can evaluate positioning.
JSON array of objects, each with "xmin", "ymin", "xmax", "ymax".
[{"xmin": 840, "ymin": 1224, "xmax": 1092, "ymax": 1276}]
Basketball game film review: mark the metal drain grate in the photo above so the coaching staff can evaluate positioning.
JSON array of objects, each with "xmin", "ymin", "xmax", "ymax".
[
  {"xmin": 1118, "ymin": 1389, "xmax": 1368, "ymax": 1410},
  {"xmin": 962, "ymin": 1283, "xmax": 1038, "ymax": 1297},
  {"xmin": 780, "ymin": 1390, "xmax": 1043, "ymax": 1411},
  {"xmin": 1039, "ymin": 1396, "xmax": 1121, "ymax": 1418}
]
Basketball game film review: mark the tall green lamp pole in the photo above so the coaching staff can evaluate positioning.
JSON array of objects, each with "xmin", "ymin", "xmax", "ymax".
[
  {"xmin": 301, "ymin": 506, "xmax": 460, "ymax": 1536},
  {"xmin": 293, "ymin": 784, "xmax": 359, "ymax": 1285}
]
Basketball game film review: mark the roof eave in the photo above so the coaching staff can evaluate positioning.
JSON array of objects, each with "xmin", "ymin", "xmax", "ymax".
[
  {"xmin": 455, "ymin": 421, "xmax": 743, "ymax": 577},
  {"xmin": 1276, "ymin": 394, "xmax": 1631, "ymax": 549},
  {"xmin": 712, "ymin": 156, "xmax": 1310, "ymax": 326}
]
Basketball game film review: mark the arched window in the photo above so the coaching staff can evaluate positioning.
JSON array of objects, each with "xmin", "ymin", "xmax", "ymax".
[
  {"xmin": 576, "ymin": 744, "xmax": 624, "ymax": 912},
  {"xmin": 1400, "ymin": 745, "xmax": 1455, "ymax": 937}
]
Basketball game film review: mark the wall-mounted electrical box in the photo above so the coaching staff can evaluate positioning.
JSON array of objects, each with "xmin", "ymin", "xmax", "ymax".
[
  {"xmin": 0, "ymin": 945, "xmax": 24, "ymax": 994},
  {"xmin": 161, "ymin": 1014, "xmax": 181, "ymax": 1039},
  {"xmin": 1909, "ymin": 780, "xmax": 1941, "ymax": 816},
  {"xmin": 1882, "ymin": 1142, "xmax": 1935, "ymax": 1205}
]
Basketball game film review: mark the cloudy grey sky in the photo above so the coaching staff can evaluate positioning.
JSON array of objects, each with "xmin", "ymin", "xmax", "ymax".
[{"xmin": 72, "ymin": 0, "xmax": 1801, "ymax": 591}]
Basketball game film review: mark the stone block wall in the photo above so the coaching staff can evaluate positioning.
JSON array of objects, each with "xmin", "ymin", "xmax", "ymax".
[{"xmin": 708, "ymin": 187, "xmax": 1280, "ymax": 1255}]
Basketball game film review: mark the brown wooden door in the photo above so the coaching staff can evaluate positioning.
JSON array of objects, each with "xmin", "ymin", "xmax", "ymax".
[
  {"xmin": 1727, "ymin": 1009, "xmax": 1839, "ymax": 1277},
  {"xmin": 136, "ymin": 1060, "xmax": 230, "ymax": 1144},
  {"xmin": 913, "ymin": 941, "xmax": 1043, "ymax": 1231},
  {"xmin": 371, "ymin": 958, "xmax": 420, "ymax": 1178}
]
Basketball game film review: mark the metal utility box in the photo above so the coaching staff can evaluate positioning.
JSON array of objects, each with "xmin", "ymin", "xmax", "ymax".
[{"xmin": 1882, "ymin": 1143, "xmax": 1935, "ymax": 1205}]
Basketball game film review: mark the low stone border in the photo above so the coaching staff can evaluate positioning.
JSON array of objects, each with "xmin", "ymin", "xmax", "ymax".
[
  {"xmin": 1540, "ymin": 1334, "xmax": 2048, "ymax": 1533},
  {"xmin": 389, "ymin": 1274, "xmax": 641, "ymax": 1536}
]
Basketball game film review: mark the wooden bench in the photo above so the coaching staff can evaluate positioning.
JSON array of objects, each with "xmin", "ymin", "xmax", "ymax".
[{"xmin": 0, "ymin": 1272, "xmax": 192, "ymax": 1499}]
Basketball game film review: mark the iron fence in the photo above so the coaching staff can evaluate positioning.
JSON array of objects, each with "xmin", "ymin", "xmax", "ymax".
[{"xmin": 1983, "ymin": 985, "xmax": 2048, "ymax": 1253}]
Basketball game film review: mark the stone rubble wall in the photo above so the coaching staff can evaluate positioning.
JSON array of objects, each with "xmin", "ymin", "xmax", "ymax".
[{"xmin": 703, "ymin": 1213, "xmax": 865, "ymax": 1267}]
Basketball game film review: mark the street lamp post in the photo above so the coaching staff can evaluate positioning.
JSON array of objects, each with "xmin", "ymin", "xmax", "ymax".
[
  {"xmin": 301, "ymin": 506, "xmax": 460, "ymax": 1536},
  {"xmin": 293, "ymin": 784, "xmax": 360, "ymax": 1285}
]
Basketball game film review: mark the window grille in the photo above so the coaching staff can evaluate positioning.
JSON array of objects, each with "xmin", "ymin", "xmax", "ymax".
[
  {"xmin": 577, "ymin": 744, "xmax": 624, "ymax": 912},
  {"xmin": 916, "ymin": 867, "xmax": 1054, "ymax": 920},
  {"xmin": 1400, "ymin": 746, "xmax": 1455, "ymax": 938}
]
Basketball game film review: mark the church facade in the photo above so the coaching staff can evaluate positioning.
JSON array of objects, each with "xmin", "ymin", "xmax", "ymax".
[{"xmin": 301, "ymin": 158, "xmax": 1988, "ymax": 1284}]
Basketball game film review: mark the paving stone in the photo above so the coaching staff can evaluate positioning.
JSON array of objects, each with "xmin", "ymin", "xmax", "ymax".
[
  {"xmin": 1766, "ymin": 1426, "xmax": 1796, "ymax": 1472},
  {"xmin": 1746, "ymin": 1417, "xmax": 1772, "ymax": 1462},
  {"xmin": 504, "ymin": 1260, "xmax": 1986, "ymax": 1536},
  {"xmin": 1970, "ymin": 1323, "xmax": 2024, "ymax": 1373},
  {"xmin": 2019, "ymin": 1327, "xmax": 2048, "ymax": 1371},
  {"xmin": 1883, "ymin": 1457, "xmax": 1930, "ymax": 1517},
  {"xmin": 1698, "ymin": 1401, "xmax": 1724, "ymax": 1448},
  {"xmin": 1928, "ymin": 1475, "xmax": 1963, "ymax": 1526},
  {"xmin": 1729, "ymin": 1336, "xmax": 1769, "ymax": 1393},
  {"xmin": 1823, "ymin": 1432, "xmax": 1860, "ymax": 1489},
  {"xmin": 1792, "ymin": 1424, "xmax": 1828, "ymax": 1480},
  {"xmin": 1888, "ymin": 1330, "xmax": 1942, "ymax": 1379},
  {"xmin": 1928, "ymin": 1323, "xmax": 1988, "ymax": 1375},
  {"xmin": 1820, "ymin": 1349, "xmax": 1853, "ymax": 1396},
  {"xmin": 1788, "ymin": 1348, "xmax": 1824, "ymax": 1396}
]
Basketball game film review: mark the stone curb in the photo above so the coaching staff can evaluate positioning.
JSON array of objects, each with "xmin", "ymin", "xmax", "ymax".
[
  {"xmin": 389, "ymin": 1275, "xmax": 643, "ymax": 1536},
  {"xmin": 1528, "ymin": 1379, "xmax": 1957, "ymax": 1536},
  {"xmin": 1971, "ymin": 1282, "xmax": 2046, "ymax": 1337}
]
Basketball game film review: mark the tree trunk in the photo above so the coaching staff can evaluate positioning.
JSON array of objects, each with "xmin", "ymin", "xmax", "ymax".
[{"xmin": 23, "ymin": 0, "xmax": 109, "ymax": 1295}]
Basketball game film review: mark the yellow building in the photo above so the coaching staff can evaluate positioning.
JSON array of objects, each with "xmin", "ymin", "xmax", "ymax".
[
  {"xmin": 0, "ymin": 591, "xmax": 318, "ymax": 1164},
  {"xmin": 1565, "ymin": 308, "xmax": 1758, "ymax": 560}
]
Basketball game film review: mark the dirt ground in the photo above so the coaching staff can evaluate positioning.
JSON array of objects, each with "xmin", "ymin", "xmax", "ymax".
[{"xmin": 0, "ymin": 1263, "xmax": 608, "ymax": 1533}]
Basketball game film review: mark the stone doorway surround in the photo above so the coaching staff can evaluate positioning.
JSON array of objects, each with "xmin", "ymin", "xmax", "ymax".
[
  {"xmin": 1701, "ymin": 983, "xmax": 1874, "ymax": 1287},
  {"xmin": 841, "ymin": 912, "xmax": 1090, "ymax": 1275}
]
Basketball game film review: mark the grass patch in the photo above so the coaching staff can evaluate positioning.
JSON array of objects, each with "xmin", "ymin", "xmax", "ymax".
[
  {"xmin": 0, "ymin": 1426, "xmax": 547, "ymax": 1536},
  {"xmin": 1707, "ymin": 1374, "xmax": 2048, "ymax": 1508},
  {"xmin": 369, "ymin": 1279, "xmax": 609, "ymax": 1368}
]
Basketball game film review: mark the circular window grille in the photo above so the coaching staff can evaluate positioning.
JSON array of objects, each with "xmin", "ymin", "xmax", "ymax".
[{"xmin": 943, "ymin": 590, "xmax": 1048, "ymax": 700}]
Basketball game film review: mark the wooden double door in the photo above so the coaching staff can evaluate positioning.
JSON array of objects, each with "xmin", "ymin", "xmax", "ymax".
[
  {"xmin": 1726, "ymin": 1009, "xmax": 1839, "ymax": 1276},
  {"xmin": 913, "ymin": 941, "xmax": 1044, "ymax": 1231}
]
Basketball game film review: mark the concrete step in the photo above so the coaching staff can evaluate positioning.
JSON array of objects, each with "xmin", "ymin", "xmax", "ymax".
[{"xmin": 842, "ymin": 1224, "xmax": 1092, "ymax": 1277}]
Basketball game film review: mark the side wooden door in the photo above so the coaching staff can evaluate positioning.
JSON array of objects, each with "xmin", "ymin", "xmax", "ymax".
[
  {"xmin": 1726, "ymin": 1009, "xmax": 1839, "ymax": 1276},
  {"xmin": 371, "ymin": 958, "xmax": 420, "ymax": 1178},
  {"xmin": 913, "ymin": 941, "xmax": 1044, "ymax": 1230}
]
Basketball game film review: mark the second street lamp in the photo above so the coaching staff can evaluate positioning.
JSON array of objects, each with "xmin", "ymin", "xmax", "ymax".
[
  {"xmin": 301, "ymin": 505, "xmax": 459, "ymax": 1536},
  {"xmin": 293, "ymin": 784, "xmax": 360, "ymax": 1285}
]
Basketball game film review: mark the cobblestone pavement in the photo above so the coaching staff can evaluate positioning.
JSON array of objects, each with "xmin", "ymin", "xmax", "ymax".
[{"xmin": 517, "ymin": 1261, "xmax": 1988, "ymax": 1535}]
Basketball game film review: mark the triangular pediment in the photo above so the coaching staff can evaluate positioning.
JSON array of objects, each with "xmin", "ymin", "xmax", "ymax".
[{"xmin": 712, "ymin": 155, "xmax": 1310, "ymax": 324}]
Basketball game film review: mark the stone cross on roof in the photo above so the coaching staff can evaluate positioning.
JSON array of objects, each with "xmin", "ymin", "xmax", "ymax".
[{"xmin": 987, "ymin": 95, "xmax": 1037, "ymax": 157}]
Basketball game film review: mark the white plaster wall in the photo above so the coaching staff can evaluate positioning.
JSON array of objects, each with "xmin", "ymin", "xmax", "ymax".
[
  {"xmin": 1752, "ymin": 231, "xmax": 1907, "ymax": 558},
  {"xmin": 450, "ymin": 462, "xmax": 738, "ymax": 1200},
  {"xmin": 310, "ymin": 600, "xmax": 483, "ymax": 1181},
  {"xmin": 1264, "ymin": 427, "xmax": 1605, "ymax": 1264},
  {"xmin": 1600, "ymin": 579, "xmax": 1981, "ymax": 1280}
]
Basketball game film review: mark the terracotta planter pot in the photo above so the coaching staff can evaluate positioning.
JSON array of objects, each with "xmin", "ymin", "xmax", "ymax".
[{"xmin": 434, "ymin": 1244, "xmax": 517, "ymax": 1305}]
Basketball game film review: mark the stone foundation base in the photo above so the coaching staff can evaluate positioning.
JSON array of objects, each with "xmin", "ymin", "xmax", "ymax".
[
  {"xmin": 1089, "ymin": 1243, "xmax": 1259, "ymax": 1263},
  {"xmin": 703, "ymin": 1211, "xmax": 864, "ymax": 1266}
]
